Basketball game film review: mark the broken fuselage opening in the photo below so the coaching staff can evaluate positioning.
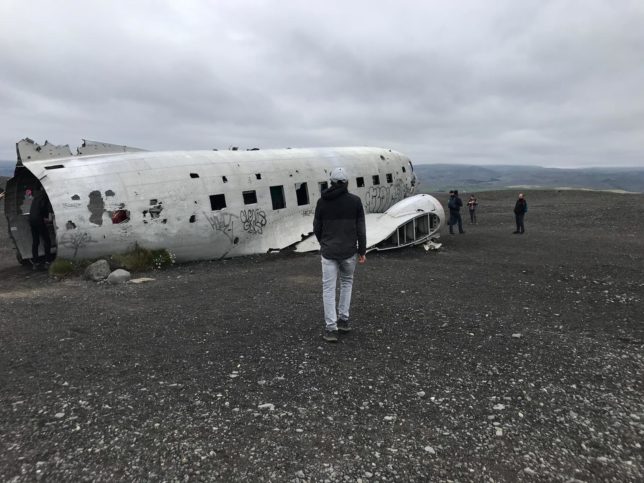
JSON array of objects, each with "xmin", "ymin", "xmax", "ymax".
[
  {"xmin": 5, "ymin": 167, "xmax": 58, "ymax": 264},
  {"xmin": 373, "ymin": 212, "xmax": 440, "ymax": 250}
]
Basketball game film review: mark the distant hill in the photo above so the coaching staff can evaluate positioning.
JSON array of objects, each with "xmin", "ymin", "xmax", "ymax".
[
  {"xmin": 0, "ymin": 160, "xmax": 13, "ymax": 177},
  {"xmin": 414, "ymin": 164, "xmax": 644, "ymax": 193}
]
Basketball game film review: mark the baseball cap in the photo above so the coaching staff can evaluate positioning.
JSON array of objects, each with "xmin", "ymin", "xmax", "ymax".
[{"xmin": 330, "ymin": 167, "xmax": 348, "ymax": 183}]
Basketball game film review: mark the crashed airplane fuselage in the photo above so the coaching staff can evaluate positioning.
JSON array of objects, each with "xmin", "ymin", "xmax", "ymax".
[{"xmin": 4, "ymin": 139, "xmax": 445, "ymax": 264}]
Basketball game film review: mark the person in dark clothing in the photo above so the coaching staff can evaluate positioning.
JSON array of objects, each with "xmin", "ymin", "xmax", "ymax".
[
  {"xmin": 313, "ymin": 167, "xmax": 366, "ymax": 342},
  {"xmin": 513, "ymin": 193, "xmax": 528, "ymax": 234},
  {"xmin": 447, "ymin": 189, "xmax": 464, "ymax": 234},
  {"xmin": 29, "ymin": 187, "xmax": 53, "ymax": 267},
  {"xmin": 467, "ymin": 194, "xmax": 478, "ymax": 223}
]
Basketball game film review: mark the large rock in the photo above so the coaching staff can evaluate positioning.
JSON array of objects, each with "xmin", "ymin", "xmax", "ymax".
[
  {"xmin": 84, "ymin": 259, "xmax": 111, "ymax": 281},
  {"xmin": 107, "ymin": 269, "xmax": 131, "ymax": 284}
]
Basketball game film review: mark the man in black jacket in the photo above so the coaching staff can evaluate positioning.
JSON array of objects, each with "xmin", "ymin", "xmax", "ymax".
[
  {"xmin": 448, "ymin": 189, "xmax": 464, "ymax": 234},
  {"xmin": 513, "ymin": 192, "xmax": 528, "ymax": 234},
  {"xmin": 313, "ymin": 167, "xmax": 366, "ymax": 342},
  {"xmin": 29, "ymin": 186, "xmax": 53, "ymax": 268}
]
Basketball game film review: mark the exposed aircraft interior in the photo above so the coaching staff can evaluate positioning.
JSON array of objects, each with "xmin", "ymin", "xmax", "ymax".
[
  {"xmin": 373, "ymin": 212, "xmax": 438, "ymax": 250},
  {"xmin": 4, "ymin": 166, "xmax": 57, "ymax": 265}
]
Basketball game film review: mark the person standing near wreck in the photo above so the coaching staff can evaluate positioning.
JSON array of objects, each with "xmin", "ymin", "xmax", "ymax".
[
  {"xmin": 448, "ymin": 189, "xmax": 464, "ymax": 234},
  {"xmin": 29, "ymin": 186, "xmax": 53, "ymax": 268},
  {"xmin": 314, "ymin": 167, "xmax": 367, "ymax": 343},
  {"xmin": 513, "ymin": 193, "xmax": 528, "ymax": 234},
  {"xmin": 467, "ymin": 194, "xmax": 478, "ymax": 224}
]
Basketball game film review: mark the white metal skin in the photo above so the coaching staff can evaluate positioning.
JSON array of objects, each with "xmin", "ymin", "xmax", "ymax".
[{"xmin": 10, "ymin": 146, "xmax": 444, "ymax": 262}]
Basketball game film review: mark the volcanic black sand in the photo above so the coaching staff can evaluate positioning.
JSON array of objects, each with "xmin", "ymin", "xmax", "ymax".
[{"xmin": 1, "ymin": 190, "xmax": 642, "ymax": 482}]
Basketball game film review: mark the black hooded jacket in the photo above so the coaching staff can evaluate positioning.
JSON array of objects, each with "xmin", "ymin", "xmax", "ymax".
[
  {"xmin": 313, "ymin": 183, "xmax": 366, "ymax": 260},
  {"xmin": 29, "ymin": 190, "xmax": 52, "ymax": 224}
]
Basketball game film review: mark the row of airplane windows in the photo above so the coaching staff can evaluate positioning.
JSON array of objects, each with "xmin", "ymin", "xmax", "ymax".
[{"xmin": 208, "ymin": 171, "xmax": 403, "ymax": 211}]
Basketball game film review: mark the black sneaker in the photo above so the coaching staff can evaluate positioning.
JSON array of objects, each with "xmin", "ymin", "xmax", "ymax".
[
  {"xmin": 337, "ymin": 319, "xmax": 352, "ymax": 333},
  {"xmin": 323, "ymin": 329, "xmax": 339, "ymax": 343}
]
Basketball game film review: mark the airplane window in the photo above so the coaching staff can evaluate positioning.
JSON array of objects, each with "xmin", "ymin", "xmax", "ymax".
[
  {"xmin": 356, "ymin": 177, "xmax": 365, "ymax": 187},
  {"xmin": 210, "ymin": 194, "xmax": 226, "ymax": 210},
  {"xmin": 45, "ymin": 164, "xmax": 65, "ymax": 170},
  {"xmin": 295, "ymin": 182, "xmax": 309, "ymax": 206},
  {"xmin": 256, "ymin": 173, "xmax": 262, "ymax": 180},
  {"xmin": 190, "ymin": 173, "xmax": 199, "ymax": 178},
  {"xmin": 372, "ymin": 175, "xmax": 380, "ymax": 186},
  {"xmin": 222, "ymin": 176, "xmax": 228, "ymax": 183},
  {"xmin": 386, "ymin": 173, "xmax": 393, "ymax": 183},
  {"xmin": 319, "ymin": 181, "xmax": 328, "ymax": 194},
  {"xmin": 402, "ymin": 166, "xmax": 406, "ymax": 173},
  {"xmin": 243, "ymin": 190, "xmax": 257, "ymax": 205},
  {"xmin": 270, "ymin": 185, "xmax": 286, "ymax": 210}
]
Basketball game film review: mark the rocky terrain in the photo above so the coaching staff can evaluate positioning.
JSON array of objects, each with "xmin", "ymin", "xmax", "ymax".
[{"xmin": 1, "ymin": 189, "xmax": 642, "ymax": 482}]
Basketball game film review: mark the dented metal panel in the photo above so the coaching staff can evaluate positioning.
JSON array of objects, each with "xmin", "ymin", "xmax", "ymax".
[
  {"xmin": 16, "ymin": 138, "xmax": 73, "ymax": 163},
  {"xmin": 77, "ymin": 139, "xmax": 147, "ymax": 155}
]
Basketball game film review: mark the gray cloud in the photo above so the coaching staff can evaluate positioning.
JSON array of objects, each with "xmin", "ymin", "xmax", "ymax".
[{"xmin": 0, "ymin": 0, "xmax": 642, "ymax": 167}]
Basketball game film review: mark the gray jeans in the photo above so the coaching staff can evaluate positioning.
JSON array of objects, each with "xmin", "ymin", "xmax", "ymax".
[{"xmin": 321, "ymin": 254, "xmax": 357, "ymax": 330}]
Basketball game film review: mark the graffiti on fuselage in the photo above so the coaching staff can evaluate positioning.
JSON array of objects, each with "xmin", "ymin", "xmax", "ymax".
[
  {"xmin": 59, "ymin": 231, "xmax": 98, "ymax": 258},
  {"xmin": 240, "ymin": 208, "xmax": 267, "ymax": 235},
  {"xmin": 364, "ymin": 179, "xmax": 410, "ymax": 213},
  {"xmin": 203, "ymin": 211, "xmax": 239, "ymax": 245}
]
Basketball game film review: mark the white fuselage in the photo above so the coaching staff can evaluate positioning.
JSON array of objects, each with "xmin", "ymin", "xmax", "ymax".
[{"xmin": 21, "ymin": 147, "xmax": 417, "ymax": 261}]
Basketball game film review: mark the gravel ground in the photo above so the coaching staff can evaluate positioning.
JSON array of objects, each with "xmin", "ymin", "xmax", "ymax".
[{"xmin": 1, "ymin": 189, "xmax": 643, "ymax": 482}]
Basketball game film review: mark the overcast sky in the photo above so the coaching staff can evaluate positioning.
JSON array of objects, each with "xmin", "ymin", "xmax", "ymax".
[{"xmin": 1, "ymin": 0, "xmax": 642, "ymax": 168}]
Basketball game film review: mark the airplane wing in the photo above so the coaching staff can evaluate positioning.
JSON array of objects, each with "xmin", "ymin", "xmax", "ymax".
[{"xmin": 294, "ymin": 194, "xmax": 445, "ymax": 253}]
